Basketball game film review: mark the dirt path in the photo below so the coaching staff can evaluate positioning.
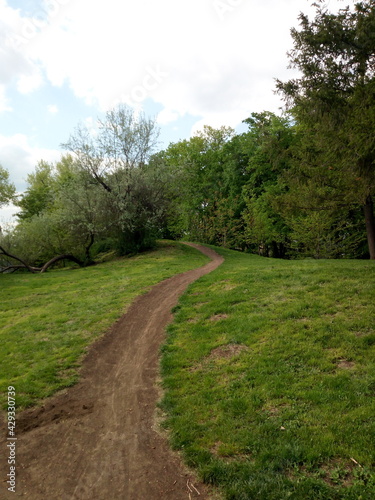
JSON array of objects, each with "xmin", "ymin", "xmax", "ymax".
[{"xmin": 1, "ymin": 244, "xmax": 223, "ymax": 499}]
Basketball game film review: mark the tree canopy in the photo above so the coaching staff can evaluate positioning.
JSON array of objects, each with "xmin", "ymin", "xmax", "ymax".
[
  {"xmin": 276, "ymin": 0, "xmax": 375, "ymax": 258},
  {"xmin": 0, "ymin": 165, "xmax": 16, "ymax": 208}
]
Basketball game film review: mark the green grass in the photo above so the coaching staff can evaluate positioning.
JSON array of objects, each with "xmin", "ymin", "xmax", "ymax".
[
  {"xmin": 160, "ymin": 247, "xmax": 375, "ymax": 500},
  {"xmin": 0, "ymin": 241, "xmax": 209, "ymax": 410}
]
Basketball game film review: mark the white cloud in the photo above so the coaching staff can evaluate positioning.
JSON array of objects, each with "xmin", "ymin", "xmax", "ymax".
[
  {"xmin": 48, "ymin": 104, "xmax": 59, "ymax": 114},
  {"xmin": 0, "ymin": 0, "xmax": 46, "ymax": 106},
  {"xmin": 0, "ymin": 133, "xmax": 61, "ymax": 192},
  {"xmin": 0, "ymin": 202, "xmax": 18, "ymax": 226},
  {"xmin": 157, "ymin": 109, "xmax": 180, "ymax": 126},
  {"xmin": 1, "ymin": 0, "xmax": 358, "ymax": 135},
  {"xmin": 17, "ymin": 71, "xmax": 44, "ymax": 94},
  {"xmin": 0, "ymin": 85, "xmax": 12, "ymax": 112},
  {"xmin": 19, "ymin": 0, "xmax": 324, "ymax": 127}
]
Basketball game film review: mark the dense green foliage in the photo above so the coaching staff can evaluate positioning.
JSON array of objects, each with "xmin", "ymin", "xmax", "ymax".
[
  {"xmin": 0, "ymin": 164, "xmax": 15, "ymax": 208},
  {"xmin": 276, "ymin": 0, "xmax": 375, "ymax": 258},
  {"xmin": 157, "ymin": 108, "xmax": 371, "ymax": 259},
  {"xmin": 161, "ymin": 245, "xmax": 375, "ymax": 499},
  {"xmin": 1, "ymin": 107, "xmax": 174, "ymax": 268}
]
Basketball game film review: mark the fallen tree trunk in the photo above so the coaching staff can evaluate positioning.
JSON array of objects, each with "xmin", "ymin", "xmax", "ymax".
[
  {"xmin": 0, "ymin": 246, "xmax": 84, "ymax": 274},
  {"xmin": 40, "ymin": 255, "xmax": 84, "ymax": 273},
  {"xmin": 0, "ymin": 246, "xmax": 37, "ymax": 273}
]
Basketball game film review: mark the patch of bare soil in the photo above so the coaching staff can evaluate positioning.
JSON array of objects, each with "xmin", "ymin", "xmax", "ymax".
[
  {"xmin": 207, "ymin": 343, "xmax": 248, "ymax": 361},
  {"xmin": 287, "ymin": 458, "xmax": 361, "ymax": 488},
  {"xmin": 0, "ymin": 243, "xmax": 223, "ymax": 499},
  {"xmin": 190, "ymin": 343, "xmax": 248, "ymax": 373},
  {"xmin": 209, "ymin": 314, "xmax": 229, "ymax": 322},
  {"xmin": 337, "ymin": 359, "xmax": 356, "ymax": 370}
]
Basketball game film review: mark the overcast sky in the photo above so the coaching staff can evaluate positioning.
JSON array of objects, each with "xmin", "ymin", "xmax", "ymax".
[{"xmin": 0, "ymin": 0, "xmax": 354, "ymax": 223}]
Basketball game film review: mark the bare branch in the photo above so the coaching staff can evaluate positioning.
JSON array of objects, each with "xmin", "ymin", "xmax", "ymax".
[{"xmin": 0, "ymin": 245, "xmax": 37, "ymax": 273}]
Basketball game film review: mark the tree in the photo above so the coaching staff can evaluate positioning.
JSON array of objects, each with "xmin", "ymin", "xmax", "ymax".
[
  {"xmin": 0, "ymin": 165, "xmax": 16, "ymax": 207},
  {"xmin": 3, "ymin": 155, "xmax": 110, "ymax": 271},
  {"xmin": 62, "ymin": 105, "xmax": 165, "ymax": 254},
  {"xmin": 159, "ymin": 125, "xmax": 248, "ymax": 246},
  {"xmin": 15, "ymin": 160, "xmax": 55, "ymax": 220},
  {"xmin": 12, "ymin": 156, "xmax": 100, "ymax": 265},
  {"xmin": 276, "ymin": 0, "xmax": 375, "ymax": 258},
  {"xmin": 53, "ymin": 164, "xmax": 109, "ymax": 263},
  {"xmin": 241, "ymin": 112, "xmax": 295, "ymax": 257}
]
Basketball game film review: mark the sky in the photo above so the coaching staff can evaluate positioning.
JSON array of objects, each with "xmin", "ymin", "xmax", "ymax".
[{"xmin": 0, "ymin": 0, "xmax": 354, "ymax": 224}]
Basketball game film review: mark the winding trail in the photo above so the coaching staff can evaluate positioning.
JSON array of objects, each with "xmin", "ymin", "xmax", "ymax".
[{"xmin": 1, "ymin": 244, "xmax": 223, "ymax": 499}]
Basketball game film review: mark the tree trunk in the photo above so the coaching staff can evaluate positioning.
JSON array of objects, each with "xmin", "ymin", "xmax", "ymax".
[
  {"xmin": 271, "ymin": 241, "xmax": 282, "ymax": 258},
  {"xmin": 364, "ymin": 195, "xmax": 375, "ymax": 260},
  {"xmin": 40, "ymin": 254, "xmax": 84, "ymax": 273},
  {"xmin": 85, "ymin": 234, "xmax": 95, "ymax": 263}
]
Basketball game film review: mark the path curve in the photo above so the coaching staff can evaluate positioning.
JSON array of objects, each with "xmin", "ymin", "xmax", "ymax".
[{"xmin": 1, "ymin": 243, "xmax": 223, "ymax": 499}]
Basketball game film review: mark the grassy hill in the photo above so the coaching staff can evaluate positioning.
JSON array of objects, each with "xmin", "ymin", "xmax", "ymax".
[
  {"xmin": 0, "ymin": 241, "xmax": 209, "ymax": 409},
  {"xmin": 2, "ymin": 241, "xmax": 374, "ymax": 498},
  {"xmin": 160, "ymin": 246, "xmax": 375, "ymax": 499}
]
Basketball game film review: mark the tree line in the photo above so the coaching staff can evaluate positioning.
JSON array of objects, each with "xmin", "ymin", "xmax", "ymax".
[{"xmin": 1, "ymin": 0, "xmax": 374, "ymax": 270}]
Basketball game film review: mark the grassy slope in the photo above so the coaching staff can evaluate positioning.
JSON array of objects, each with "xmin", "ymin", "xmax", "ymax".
[
  {"xmin": 161, "ymin": 247, "xmax": 375, "ymax": 500},
  {"xmin": 0, "ymin": 242, "xmax": 209, "ymax": 410}
]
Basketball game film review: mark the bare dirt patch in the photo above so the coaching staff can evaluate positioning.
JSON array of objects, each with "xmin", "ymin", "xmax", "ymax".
[
  {"xmin": 207, "ymin": 343, "xmax": 248, "ymax": 361},
  {"xmin": 337, "ymin": 359, "xmax": 356, "ymax": 370},
  {"xmin": 188, "ymin": 317, "xmax": 199, "ymax": 324},
  {"xmin": 262, "ymin": 403, "xmax": 290, "ymax": 417},
  {"xmin": 287, "ymin": 458, "xmax": 360, "ymax": 488},
  {"xmin": 0, "ymin": 243, "xmax": 223, "ymax": 500},
  {"xmin": 354, "ymin": 330, "xmax": 373, "ymax": 337},
  {"xmin": 210, "ymin": 441, "xmax": 252, "ymax": 463},
  {"xmin": 209, "ymin": 314, "xmax": 229, "ymax": 321},
  {"xmin": 190, "ymin": 343, "xmax": 248, "ymax": 372},
  {"xmin": 194, "ymin": 302, "xmax": 209, "ymax": 308}
]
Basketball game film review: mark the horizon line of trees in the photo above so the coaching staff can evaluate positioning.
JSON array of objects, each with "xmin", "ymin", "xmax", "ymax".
[{"xmin": 1, "ymin": 0, "xmax": 374, "ymax": 270}]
